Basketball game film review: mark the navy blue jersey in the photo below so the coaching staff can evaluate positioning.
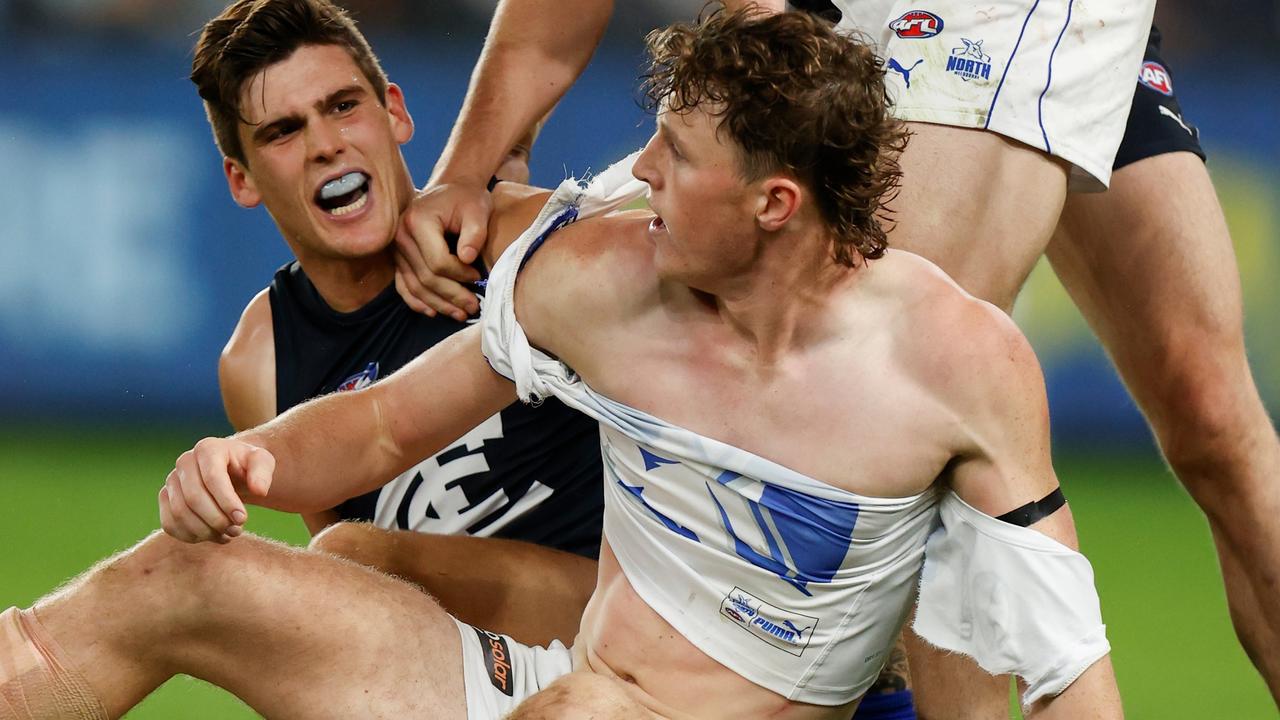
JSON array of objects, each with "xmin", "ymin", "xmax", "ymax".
[{"xmin": 269, "ymin": 261, "xmax": 603, "ymax": 558}]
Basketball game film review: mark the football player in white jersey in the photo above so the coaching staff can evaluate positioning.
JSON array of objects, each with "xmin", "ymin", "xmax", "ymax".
[
  {"xmin": 393, "ymin": 0, "xmax": 1280, "ymax": 713},
  {"xmin": 1, "ymin": 8, "xmax": 1124, "ymax": 720}
]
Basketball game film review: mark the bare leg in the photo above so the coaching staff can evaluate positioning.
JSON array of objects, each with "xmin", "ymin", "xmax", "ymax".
[
  {"xmin": 1048, "ymin": 151, "xmax": 1280, "ymax": 703},
  {"xmin": 889, "ymin": 123, "xmax": 1069, "ymax": 313},
  {"xmin": 12, "ymin": 531, "xmax": 468, "ymax": 719},
  {"xmin": 310, "ymin": 523, "xmax": 597, "ymax": 646},
  {"xmin": 891, "ymin": 122, "xmax": 1071, "ymax": 717}
]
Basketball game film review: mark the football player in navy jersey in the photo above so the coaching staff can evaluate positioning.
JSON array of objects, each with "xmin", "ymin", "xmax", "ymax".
[{"xmin": 205, "ymin": 0, "xmax": 600, "ymax": 645}]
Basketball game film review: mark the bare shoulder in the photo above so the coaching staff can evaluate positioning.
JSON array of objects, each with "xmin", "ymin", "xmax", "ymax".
[
  {"xmin": 484, "ymin": 182, "xmax": 555, "ymax": 267},
  {"xmin": 515, "ymin": 209, "xmax": 660, "ymax": 350},
  {"xmin": 879, "ymin": 250, "xmax": 1042, "ymax": 403},
  {"xmin": 219, "ymin": 289, "xmax": 277, "ymax": 431}
]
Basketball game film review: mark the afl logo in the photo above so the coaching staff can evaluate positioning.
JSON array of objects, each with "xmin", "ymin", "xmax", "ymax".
[
  {"xmin": 890, "ymin": 10, "xmax": 944, "ymax": 39},
  {"xmin": 1139, "ymin": 61, "xmax": 1173, "ymax": 96}
]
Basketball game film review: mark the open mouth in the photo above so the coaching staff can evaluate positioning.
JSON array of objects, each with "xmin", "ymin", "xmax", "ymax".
[
  {"xmin": 650, "ymin": 215, "xmax": 666, "ymax": 232},
  {"xmin": 315, "ymin": 171, "xmax": 370, "ymax": 216}
]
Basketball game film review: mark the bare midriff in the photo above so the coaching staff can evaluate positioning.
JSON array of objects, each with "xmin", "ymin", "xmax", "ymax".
[{"xmin": 573, "ymin": 541, "xmax": 862, "ymax": 720}]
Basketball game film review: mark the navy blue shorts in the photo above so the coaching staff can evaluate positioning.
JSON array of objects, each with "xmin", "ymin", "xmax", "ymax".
[{"xmin": 1112, "ymin": 26, "xmax": 1207, "ymax": 170}]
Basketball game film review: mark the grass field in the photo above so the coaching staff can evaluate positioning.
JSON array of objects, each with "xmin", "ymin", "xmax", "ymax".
[{"xmin": 0, "ymin": 426, "xmax": 1274, "ymax": 718}]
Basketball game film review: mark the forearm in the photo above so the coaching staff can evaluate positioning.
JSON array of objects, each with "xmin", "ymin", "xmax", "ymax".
[
  {"xmin": 234, "ymin": 327, "xmax": 517, "ymax": 515},
  {"xmin": 235, "ymin": 386, "xmax": 407, "ymax": 514},
  {"xmin": 430, "ymin": 0, "xmax": 613, "ymax": 185}
]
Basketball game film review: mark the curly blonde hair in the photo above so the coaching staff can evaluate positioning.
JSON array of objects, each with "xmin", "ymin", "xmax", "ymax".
[{"xmin": 643, "ymin": 5, "xmax": 908, "ymax": 264}]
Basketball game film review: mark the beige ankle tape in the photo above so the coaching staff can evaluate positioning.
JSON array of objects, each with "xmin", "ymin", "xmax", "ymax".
[{"xmin": 0, "ymin": 607, "xmax": 108, "ymax": 720}]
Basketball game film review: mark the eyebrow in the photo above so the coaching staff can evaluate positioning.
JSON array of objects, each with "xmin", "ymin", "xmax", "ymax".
[{"xmin": 249, "ymin": 83, "xmax": 369, "ymax": 145}]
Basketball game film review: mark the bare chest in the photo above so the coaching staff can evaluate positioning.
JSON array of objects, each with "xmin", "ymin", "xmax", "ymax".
[{"xmin": 574, "ymin": 330, "xmax": 955, "ymax": 497}]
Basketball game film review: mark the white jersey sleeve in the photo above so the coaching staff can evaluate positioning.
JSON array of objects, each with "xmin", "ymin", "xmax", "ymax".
[{"xmin": 913, "ymin": 492, "xmax": 1110, "ymax": 707}]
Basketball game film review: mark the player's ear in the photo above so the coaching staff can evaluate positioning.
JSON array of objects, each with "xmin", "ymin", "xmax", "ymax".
[
  {"xmin": 755, "ymin": 176, "xmax": 801, "ymax": 232},
  {"xmin": 224, "ymin": 157, "xmax": 262, "ymax": 208},
  {"xmin": 385, "ymin": 83, "xmax": 415, "ymax": 145}
]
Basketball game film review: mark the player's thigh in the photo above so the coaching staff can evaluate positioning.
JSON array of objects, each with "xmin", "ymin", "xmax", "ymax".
[
  {"xmin": 161, "ymin": 533, "xmax": 468, "ymax": 718},
  {"xmin": 840, "ymin": 0, "xmax": 1151, "ymax": 192},
  {"xmin": 1046, "ymin": 151, "xmax": 1245, "ymax": 404},
  {"xmin": 311, "ymin": 522, "xmax": 598, "ymax": 646},
  {"xmin": 890, "ymin": 122, "xmax": 1068, "ymax": 311}
]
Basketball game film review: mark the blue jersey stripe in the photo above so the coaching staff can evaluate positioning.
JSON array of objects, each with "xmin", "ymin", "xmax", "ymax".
[
  {"xmin": 1037, "ymin": 0, "xmax": 1075, "ymax": 152},
  {"xmin": 985, "ymin": 0, "xmax": 1043, "ymax": 129}
]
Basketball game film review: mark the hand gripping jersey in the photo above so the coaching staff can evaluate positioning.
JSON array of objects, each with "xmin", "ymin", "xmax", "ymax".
[
  {"xmin": 269, "ymin": 261, "xmax": 603, "ymax": 558},
  {"xmin": 481, "ymin": 153, "xmax": 1109, "ymax": 706}
]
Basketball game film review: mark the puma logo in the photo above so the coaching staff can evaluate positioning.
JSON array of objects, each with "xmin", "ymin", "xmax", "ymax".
[
  {"xmin": 782, "ymin": 619, "xmax": 813, "ymax": 638},
  {"xmin": 1158, "ymin": 105, "xmax": 1196, "ymax": 137},
  {"xmin": 887, "ymin": 58, "xmax": 924, "ymax": 89}
]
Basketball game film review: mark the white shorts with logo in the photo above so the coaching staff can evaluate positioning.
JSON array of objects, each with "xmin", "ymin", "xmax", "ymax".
[
  {"xmin": 832, "ymin": 0, "xmax": 1156, "ymax": 190},
  {"xmin": 453, "ymin": 619, "xmax": 574, "ymax": 720}
]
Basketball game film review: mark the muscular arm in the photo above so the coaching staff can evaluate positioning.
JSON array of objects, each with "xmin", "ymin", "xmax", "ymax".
[
  {"xmin": 238, "ymin": 326, "xmax": 515, "ymax": 514},
  {"xmin": 397, "ymin": 0, "xmax": 782, "ymax": 318},
  {"xmin": 945, "ymin": 306, "xmax": 1065, "ymax": 533},
  {"xmin": 164, "ymin": 324, "xmax": 516, "ymax": 544},
  {"xmin": 430, "ymin": 0, "xmax": 612, "ymax": 188},
  {"xmin": 394, "ymin": 0, "xmax": 610, "ymax": 314},
  {"xmin": 218, "ymin": 290, "xmax": 276, "ymax": 433},
  {"xmin": 911, "ymin": 300, "xmax": 1122, "ymax": 719}
]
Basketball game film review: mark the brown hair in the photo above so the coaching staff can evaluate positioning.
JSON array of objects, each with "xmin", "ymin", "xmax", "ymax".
[
  {"xmin": 642, "ymin": 5, "xmax": 908, "ymax": 264},
  {"xmin": 191, "ymin": 0, "xmax": 389, "ymax": 164}
]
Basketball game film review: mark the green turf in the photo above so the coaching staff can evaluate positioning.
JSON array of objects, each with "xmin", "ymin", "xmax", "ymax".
[{"xmin": 0, "ymin": 427, "xmax": 1274, "ymax": 718}]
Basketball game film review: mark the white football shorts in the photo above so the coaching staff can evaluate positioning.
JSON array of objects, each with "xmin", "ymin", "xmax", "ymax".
[
  {"xmin": 453, "ymin": 619, "xmax": 574, "ymax": 720},
  {"xmin": 832, "ymin": 0, "xmax": 1156, "ymax": 190}
]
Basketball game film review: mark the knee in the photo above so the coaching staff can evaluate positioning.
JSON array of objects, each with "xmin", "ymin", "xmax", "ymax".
[
  {"xmin": 308, "ymin": 522, "xmax": 390, "ymax": 569},
  {"xmin": 1151, "ymin": 353, "xmax": 1263, "ymax": 487},
  {"xmin": 75, "ymin": 531, "xmax": 273, "ymax": 623}
]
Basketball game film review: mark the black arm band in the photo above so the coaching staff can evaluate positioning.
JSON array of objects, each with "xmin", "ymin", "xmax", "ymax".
[{"xmin": 995, "ymin": 487, "xmax": 1066, "ymax": 527}]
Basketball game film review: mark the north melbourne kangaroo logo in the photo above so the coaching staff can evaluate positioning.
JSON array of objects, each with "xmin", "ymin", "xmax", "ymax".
[
  {"xmin": 947, "ymin": 38, "xmax": 992, "ymax": 82},
  {"xmin": 888, "ymin": 58, "xmax": 924, "ymax": 88}
]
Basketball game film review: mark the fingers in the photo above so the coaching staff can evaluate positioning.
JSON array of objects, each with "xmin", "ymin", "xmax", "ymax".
[
  {"xmin": 393, "ymin": 229, "xmax": 478, "ymax": 321},
  {"xmin": 394, "ymin": 248, "xmax": 459, "ymax": 319},
  {"xmin": 393, "ymin": 184, "xmax": 495, "ymax": 319},
  {"xmin": 237, "ymin": 445, "xmax": 276, "ymax": 498},
  {"xmin": 162, "ymin": 469, "xmax": 222, "ymax": 543},
  {"xmin": 398, "ymin": 191, "xmax": 483, "ymax": 283},
  {"xmin": 158, "ymin": 439, "xmax": 272, "ymax": 544},
  {"xmin": 454, "ymin": 195, "xmax": 493, "ymax": 266}
]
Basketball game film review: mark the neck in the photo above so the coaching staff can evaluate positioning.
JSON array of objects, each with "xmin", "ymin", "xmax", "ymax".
[
  {"xmin": 299, "ymin": 247, "xmax": 396, "ymax": 313},
  {"xmin": 702, "ymin": 227, "xmax": 860, "ymax": 365}
]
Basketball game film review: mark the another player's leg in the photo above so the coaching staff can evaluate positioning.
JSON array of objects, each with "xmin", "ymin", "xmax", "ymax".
[
  {"xmin": 888, "ymin": 122, "xmax": 1069, "ymax": 313},
  {"xmin": 0, "ymin": 531, "xmax": 468, "ymax": 719},
  {"xmin": 310, "ymin": 522, "xmax": 597, "ymax": 646},
  {"xmin": 1048, "ymin": 151, "xmax": 1280, "ymax": 701}
]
